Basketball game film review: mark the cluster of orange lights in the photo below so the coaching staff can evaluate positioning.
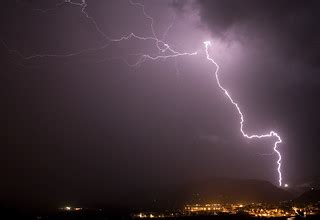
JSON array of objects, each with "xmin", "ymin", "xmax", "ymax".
[
  {"xmin": 183, "ymin": 203, "xmax": 317, "ymax": 218},
  {"xmin": 185, "ymin": 204, "xmax": 223, "ymax": 212},
  {"xmin": 61, "ymin": 206, "xmax": 83, "ymax": 211},
  {"xmin": 134, "ymin": 203, "xmax": 320, "ymax": 219}
]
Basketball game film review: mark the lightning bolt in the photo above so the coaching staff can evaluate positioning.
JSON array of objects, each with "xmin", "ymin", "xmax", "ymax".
[
  {"xmin": 3, "ymin": 0, "xmax": 284, "ymax": 186},
  {"xmin": 204, "ymin": 41, "xmax": 283, "ymax": 186}
]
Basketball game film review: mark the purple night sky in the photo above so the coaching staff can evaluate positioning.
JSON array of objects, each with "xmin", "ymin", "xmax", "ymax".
[{"xmin": 1, "ymin": 0, "xmax": 319, "ymax": 209}]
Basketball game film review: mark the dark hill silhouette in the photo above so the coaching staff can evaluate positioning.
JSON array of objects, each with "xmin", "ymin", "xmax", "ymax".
[
  {"xmin": 295, "ymin": 188, "xmax": 320, "ymax": 204},
  {"xmin": 183, "ymin": 178, "xmax": 292, "ymax": 204},
  {"xmin": 127, "ymin": 178, "xmax": 293, "ymax": 211},
  {"xmin": 179, "ymin": 179, "xmax": 292, "ymax": 203}
]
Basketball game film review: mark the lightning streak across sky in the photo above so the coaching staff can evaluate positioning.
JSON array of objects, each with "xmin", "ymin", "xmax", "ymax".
[
  {"xmin": 3, "ymin": 0, "xmax": 284, "ymax": 186},
  {"xmin": 204, "ymin": 41, "xmax": 283, "ymax": 186}
]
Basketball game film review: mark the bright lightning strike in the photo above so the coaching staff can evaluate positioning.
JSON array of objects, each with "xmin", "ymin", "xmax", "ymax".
[
  {"xmin": 3, "ymin": 0, "xmax": 285, "ymax": 186},
  {"xmin": 204, "ymin": 41, "xmax": 283, "ymax": 186}
]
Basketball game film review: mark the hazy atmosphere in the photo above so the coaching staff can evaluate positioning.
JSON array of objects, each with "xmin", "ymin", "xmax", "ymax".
[{"xmin": 1, "ymin": 0, "xmax": 320, "ymax": 212}]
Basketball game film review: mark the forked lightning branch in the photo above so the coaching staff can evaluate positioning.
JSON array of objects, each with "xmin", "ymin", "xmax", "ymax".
[{"xmin": 3, "ymin": 0, "xmax": 285, "ymax": 186}]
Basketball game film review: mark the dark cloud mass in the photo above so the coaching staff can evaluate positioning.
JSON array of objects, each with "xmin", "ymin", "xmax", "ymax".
[
  {"xmin": 0, "ymin": 0, "xmax": 319, "ymax": 210},
  {"xmin": 196, "ymin": 0, "xmax": 320, "ymax": 65},
  {"xmin": 193, "ymin": 0, "xmax": 320, "ymax": 182}
]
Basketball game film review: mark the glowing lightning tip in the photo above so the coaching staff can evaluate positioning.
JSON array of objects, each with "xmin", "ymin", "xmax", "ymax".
[{"xmin": 203, "ymin": 41, "xmax": 212, "ymax": 46}]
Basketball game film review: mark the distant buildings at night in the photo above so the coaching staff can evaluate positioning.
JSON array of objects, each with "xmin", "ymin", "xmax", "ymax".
[
  {"xmin": 60, "ymin": 206, "xmax": 83, "ymax": 211},
  {"xmin": 133, "ymin": 202, "xmax": 320, "ymax": 218}
]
